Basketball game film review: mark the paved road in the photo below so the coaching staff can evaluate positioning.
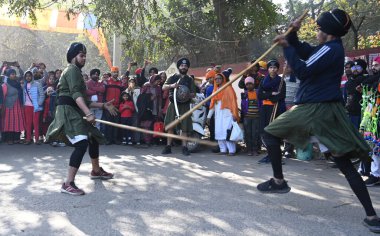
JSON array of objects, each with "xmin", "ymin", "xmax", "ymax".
[{"xmin": 0, "ymin": 143, "xmax": 378, "ymax": 235}]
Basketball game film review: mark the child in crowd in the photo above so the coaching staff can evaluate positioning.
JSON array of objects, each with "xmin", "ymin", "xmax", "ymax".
[
  {"xmin": 23, "ymin": 70, "xmax": 45, "ymax": 145},
  {"xmin": 42, "ymin": 75, "xmax": 57, "ymax": 144},
  {"xmin": 119, "ymin": 91, "xmax": 135, "ymax": 145},
  {"xmin": 257, "ymin": 59, "xmax": 286, "ymax": 163},
  {"xmin": 241, "ymin": 76, "xmax": 261, "ymax": 156},
  {"xmin": 125, "ymin": 77, "xmax": 141, "ymax": 145}
]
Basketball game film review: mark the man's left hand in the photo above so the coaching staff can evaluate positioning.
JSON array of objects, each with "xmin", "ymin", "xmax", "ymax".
[{"xmin": 104, "ymin": 99, "xmax": 119, "ymax": 116}]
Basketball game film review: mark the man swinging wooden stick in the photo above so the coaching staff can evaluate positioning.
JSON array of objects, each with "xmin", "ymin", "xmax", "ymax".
[{"xmin": 258, "ymin": 8, "xmax": 380, "ymax": 233}]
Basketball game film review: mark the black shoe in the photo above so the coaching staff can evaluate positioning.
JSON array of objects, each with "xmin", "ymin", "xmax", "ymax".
[
  {"xmin": 363, "ymin": 218, "xmax": 380, "ymax": 233},
  {"xmin": 258, "ymin": 155, "xmax": 270, "ymax": 164},
  {"xmin": 365, "ymin": 175, "xmax": 380, "ymax": 187},
  {"xmin": 161, "ymin": 145, "xmax": 172, "ymax": 154},
  {"xmin": 257, "ymin": 178, "xmax": 291, "ymax": 194},
  {"xmin": 182, "ymin": 146, "xmax": 190, "ymax": 156},
  {"xmin": 212, "ymin": 146, "xmax": 220, "ymax": 153}
]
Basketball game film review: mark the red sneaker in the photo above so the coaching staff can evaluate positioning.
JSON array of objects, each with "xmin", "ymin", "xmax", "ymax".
[
  {"xmin": 90, "ymin": 167, "xmax": 114, "ymax": 180},
  {"xmin": 60, "ymin": 182, "xmax": 85, "ymax": 196}
]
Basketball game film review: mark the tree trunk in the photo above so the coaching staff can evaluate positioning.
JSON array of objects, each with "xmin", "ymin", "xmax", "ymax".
[
  {"xmin": 351, "ymin": 26, "xmax": 359, "ymax": 50},
  {"xmin": 212, "ymin": 0, "xmax": 236, "ymax": 62}
]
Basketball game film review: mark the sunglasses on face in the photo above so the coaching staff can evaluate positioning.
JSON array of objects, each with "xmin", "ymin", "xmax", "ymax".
[{"xmin": 351, "ymin": 65, "xmax": 363, "ymax": 71}]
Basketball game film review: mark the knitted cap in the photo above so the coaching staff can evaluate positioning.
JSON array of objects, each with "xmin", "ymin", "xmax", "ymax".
[
  {"xmin": 245, "ymin": 76, "xmax": 255, "ymax": 85},
  {"xmin": 222, "ymin": 68, "xmax": 232, "ymax": 80}
]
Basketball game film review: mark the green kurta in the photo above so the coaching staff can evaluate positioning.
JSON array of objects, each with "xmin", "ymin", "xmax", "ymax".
[{"xmin": 46, "ymin": 64, "xmax": 106, "ymax": 145}]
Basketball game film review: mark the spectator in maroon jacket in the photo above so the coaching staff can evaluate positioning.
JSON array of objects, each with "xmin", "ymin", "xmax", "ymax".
[{"xmin": 86, "ymin": 68, "xmax": 106, "ymax": 130}]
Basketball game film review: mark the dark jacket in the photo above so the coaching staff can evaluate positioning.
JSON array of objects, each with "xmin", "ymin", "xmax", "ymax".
[
  {"xmin": 345, "ymin": 75, "xmax": 365, "ymax": 116},
  {"xmin": 362, "ymin": 73, "xmax": 380, "ymax": 90},
  {"xmin": 284, "ymin": 32, "xmax": 345, "ymax": 104},
  {"xmin": 258, "ymin": 74, "xmax": 286, "ymax": 113}
]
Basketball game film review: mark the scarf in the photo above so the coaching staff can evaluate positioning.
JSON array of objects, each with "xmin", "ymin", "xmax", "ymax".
[
  {"xmin": 209, "ymin": 73, "xmax": 239, "ymax": 122},
  {"xmin": 7, "ymin": 78, "xmax": 24, "ymax": 104}
]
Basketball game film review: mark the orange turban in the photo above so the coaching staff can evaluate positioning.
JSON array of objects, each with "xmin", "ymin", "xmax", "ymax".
[
  {"xmin": 205, "ymin": 70, "xmax": 216, "ymax": 79},
  {"xmin": 111, "ymin": 66, "xmax": 119, "ymax": 72}
]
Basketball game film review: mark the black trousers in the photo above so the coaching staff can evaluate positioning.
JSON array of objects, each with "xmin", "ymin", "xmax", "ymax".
[
  {"xmin": 69, "ymin": 138, "xmax": 99, "ymax": 169},
  {"xmin": 263, "ymin": 130, "xmax": 377, "ymax": 217},
  {"xmin": 104, "ymin": 109, "xmax": 120, "ymax": 143}
]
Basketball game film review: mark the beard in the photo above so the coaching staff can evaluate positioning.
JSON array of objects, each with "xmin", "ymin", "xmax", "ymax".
[
  {"xmin": 74, "ymin": 58, "xmax": 85, "ymax": 69},
  {"xmin": 179, "ymin": 68, "xmax": 188, "ymax": 75},
  {"xmin": 373, "ymin": 69, "xmax": 379, "ymax": 75}
]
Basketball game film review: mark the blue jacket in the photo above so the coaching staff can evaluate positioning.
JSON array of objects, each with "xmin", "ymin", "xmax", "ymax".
[
  {"xmin": 205, "ymin": 84, "xmax": 214, "ymax": 107},
  {"xmin": 23, "ymin": 72, "xmax": 45, "ymax": 112},
  {"xmin": 284, "ymin": 32, "xmax": 345, "ymax": 104}
]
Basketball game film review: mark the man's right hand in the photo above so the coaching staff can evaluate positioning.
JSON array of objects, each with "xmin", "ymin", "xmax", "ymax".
[
  {"xmin": 289, "ymin": 18, "xmax": 301, "ymax": 32},
  {"xmin": 144, "ymin": 60, "xmax": 150, "ymax": 67},
  {"xmin": 86, "ymin": 114, "xmax": 96, "ymax": 125},
  {"xmin": 171, "ymin": 83, "xmax": 179, "ymax": 89}
]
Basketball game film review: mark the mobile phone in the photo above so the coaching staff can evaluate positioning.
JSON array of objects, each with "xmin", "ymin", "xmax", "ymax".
[{"xmin": 130, "ymin": 62, "xmax": 138, "ymax": 66}]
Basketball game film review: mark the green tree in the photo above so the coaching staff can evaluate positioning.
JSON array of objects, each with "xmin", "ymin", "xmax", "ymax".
[
  {"xmin": 284, "ymin": 0, "xmax": 380, "ymax": 50},
  {"xmin": 0, "ymin": 0, "xmax": 280, "ymax": 67}
]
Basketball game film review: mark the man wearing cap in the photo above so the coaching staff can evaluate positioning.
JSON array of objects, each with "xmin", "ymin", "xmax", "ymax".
[
  {"xmin": 161, "ymin": 58, "xmax": 196, "ymax": 156},
  {"xmin": 104, "ymin": 66, "xmax": 124, "ymax": 145},
  {"xmin": 86, "ymin": 68, "xmax": 105, "ymax": 130},
  {"xmin": 46, "ymin": 42, "xmax": 118, "ymax": 196},
  {"xmin": 256, "ymin": 9, "xmax": 380, "ymax": 233}
]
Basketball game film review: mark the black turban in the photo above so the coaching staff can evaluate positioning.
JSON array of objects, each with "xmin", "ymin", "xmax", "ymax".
[
  {"xmin": 90, "ymin": 68, "xmax": 100, "ymax": 76},
  {"xmin": 317, "ymin": 9, "xmax": 352, "ymax": 37},
  {"xmin": 176, "ymin": 58, "xmax": 190, "ymax": 69},
  {"xmin": 66, "ymin": 42, "xmax": 87, "ymax": 63}
]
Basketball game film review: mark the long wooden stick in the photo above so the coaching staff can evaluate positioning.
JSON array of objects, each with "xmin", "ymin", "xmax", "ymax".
[
  {"xmin": 89, "ymin": 118, "xmax": 218, "ymax": 147},
  {"xmin": 165, "ymin": 9, "xmax": 309, "ymax": 131}
]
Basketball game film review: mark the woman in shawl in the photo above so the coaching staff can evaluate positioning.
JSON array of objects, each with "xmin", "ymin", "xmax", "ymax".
[
  {"xmin": 1, "ymin": 69, "xmax": 25, "ymax": 144},
  {"xmin": 206, "ymin": 69, "xmax": 239, "ymax": 155}
]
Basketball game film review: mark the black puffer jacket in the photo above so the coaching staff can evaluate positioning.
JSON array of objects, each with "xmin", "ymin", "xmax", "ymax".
[{"xmin": 345, "ymin": 75, "xmax": 365, "ymax": 116}]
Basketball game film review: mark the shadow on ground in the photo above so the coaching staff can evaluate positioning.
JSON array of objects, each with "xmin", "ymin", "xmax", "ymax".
[{"xmin": 0, "ymin": 144, "xmax": 378, "ymax": 235}]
